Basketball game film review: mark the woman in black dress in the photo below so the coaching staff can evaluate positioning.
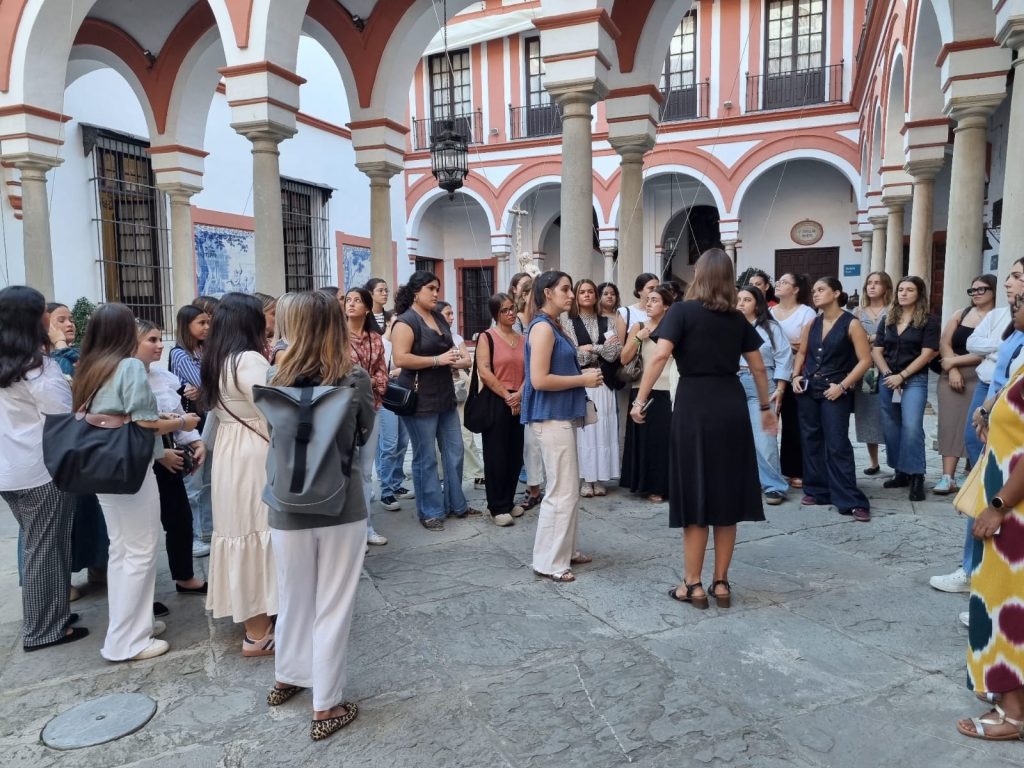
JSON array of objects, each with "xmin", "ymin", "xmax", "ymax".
[{"xmin": 631, "ymin": 249, "xmax": 775, "ymax": 609}]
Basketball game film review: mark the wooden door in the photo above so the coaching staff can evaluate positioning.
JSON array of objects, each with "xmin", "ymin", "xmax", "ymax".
[{"xmin": 774, "ymin": 247, "xmax": 840, "ymax": 284}]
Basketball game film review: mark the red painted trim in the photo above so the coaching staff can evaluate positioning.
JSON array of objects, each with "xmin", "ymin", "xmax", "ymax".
[
  {"xmin": 147, "ymin": 144, "xmax": 210, "ymax": 158},
  {"xmin": 218, "ymin": 61, "xmax": 306, "ymax": 85},
  {"xmin": 296, "ymin": 113, "xmax": 352, "ymax": 139},
  {"xmin": 610, "ymin": 0, "xmax": 655, "ymax": 74},
  {"xmin": 191, "ymin": 206, "xmax": 254, "ymax": 231},
  {"xmin": 543, "ymin": 49, "xmax": 612, "ymax": 71},
  {"xmin": 533, "ymin": 9, "xmax": 621, "ymax": 39},
  {"xmin": 656, "ymin": 102, "xmax": 856, "ymax": 132},
  {"xmin": 509, "ymin": 35, "xmax": 522, "ymax": 110},
  {"xmin": 936, "ymin": 38, "xmax": 1001, "ymax": 68},
  {"xmin": 226, "ymin": 96, "xmax": 299, "ymax": 112},
  {"xmin": 607, "ymin": 85, "xmax": 665, "ymax": 105},
  {"xmin": 0, "ymin": 104, "xmax": 71, "ymax": 122},
  {"xmin": 0, "ymin": 132, "xmax": 63, "ymax": 145},
  {"xmin": 347, "ymin": 117, "xmax": 410, "ymax": 135},
  {"xmin": 606, "ymin": 114, "xmax": 658, "ymax": 127},
  {"xmin": 486, "ymin": 40, "xmax": 505, "ymax": 142},
  {"xmin": 900, "ymin": 117, "xmax": 949, "ymax": 134},
  {"xmin": 941, "ymin": 70, "xmax": 1010, "ymax": 93},
  {"xmin": 0, "ymin": 0, "xmax": 29, "ymax": 93},
  {"xmin": 224, "ymin": 0, "xmax": 253, "ymax": 49}
]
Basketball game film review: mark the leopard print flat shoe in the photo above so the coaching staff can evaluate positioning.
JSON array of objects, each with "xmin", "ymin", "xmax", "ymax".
[{"xmin": 310, "ymin": 702, "xmax": 358, "ymax": 741}]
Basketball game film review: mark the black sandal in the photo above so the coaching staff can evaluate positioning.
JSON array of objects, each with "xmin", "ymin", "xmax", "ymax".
[
  {"xmin": 710, "ymin": 579, "xmax": 732, "ymax": 608},
  {"xmin": 668, "ymin": 582, "xmax": 709, "ymax": 609}
]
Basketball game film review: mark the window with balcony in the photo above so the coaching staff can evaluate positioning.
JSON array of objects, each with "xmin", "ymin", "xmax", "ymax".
[
  {"xmin": 660, "ymin": 11, "xmax": 707, "ymax": 121},
  {"xmin": 85, "ymin": 126, "xmax": 172, "ymax": 329},
  {"xmin": 748, "ymin": 0, "xmax": 841, "ymax": 111},
  {"xmin": 413, "ymin": 50, "xmax": 481, "ymax": 150},
  {"xmin": 281, "ymin": 178, "xmax": 332, "ymax": 292},
  {"xmin": 512, "ymin": 36, "xmax": 562, "ymax": 138}
]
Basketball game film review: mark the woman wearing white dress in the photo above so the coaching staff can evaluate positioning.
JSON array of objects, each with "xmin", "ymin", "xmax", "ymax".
[
  {"xmin": 200, "ymin": 292, "xmax": 278, "ymax": 657},
  {"xmin": 562, "ymin": 279, "xmax": 622, "ymax": 496}
]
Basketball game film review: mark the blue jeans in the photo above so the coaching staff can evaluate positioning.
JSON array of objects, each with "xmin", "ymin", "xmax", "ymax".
[
  {"xmin": 960, "ymin": 382, "xmax": 989, "ymax": 573},
  {"xmin": 878, "ymin": 373, "xmax": 928, "ymax": 475},
  {"xmin": 183, "ymin": 457, "xmax": 213, "ymax": 542},
  {"xmin": 376, "ymin": 406, "xmax": 409, "ymax": 496},
  {"xmin": 739, "ymin": 371, "xmax": 788, "ymax": 494},
  {"xmin": 402, "ymin": 409, "xmax": 467, "ymax": 521}
]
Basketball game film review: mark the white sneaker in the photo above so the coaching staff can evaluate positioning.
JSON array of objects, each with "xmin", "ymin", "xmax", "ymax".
[
  {"xmin": 492, "ymin": 513, "xmax": 514, "ymax": 527},
  {"xmin": 131, "ymin": 638, "xmax": 169, "ymax": 661},
  {"xmin": 929, "ymin": 567, "xmax": 970, "ymax": 593},
  {"xmin": 152, "ymin": 620, "xmax": 166, "ymax": 638},
  {"xmin": 959, "ymin": 610, "xmax": 970, "ymax": 628},
  {"xmin": 580, "ymin": 482, "xmax": 594, "ymax": 498},
  {"xmin": 192, "ymin": 540, "xmax": 210, "ymax": 558},
  {"xmin": 367, "ymin": 532, "xmax": 388, "ymax": 546},
  {"xmin": 509, "ymin": 505, "xmax": 525, "ymax": 518}
]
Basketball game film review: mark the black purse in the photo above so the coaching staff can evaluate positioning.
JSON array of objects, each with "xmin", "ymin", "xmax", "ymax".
[
  {"xmin": 43, "ymin": 408, "xmax": 154, "ymax": 495},
  {"xmin": 382, "ymin": 376, "xmax": 418, "ymax": 416},
  {"xmin": 464, "ymin": 331, "xmax": 501, "ymax": 434}
]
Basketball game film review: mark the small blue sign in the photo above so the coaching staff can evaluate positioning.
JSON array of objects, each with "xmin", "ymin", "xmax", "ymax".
[{"xmin": 843, "ymin": 264, "xmax": 861, "ymax": 277}]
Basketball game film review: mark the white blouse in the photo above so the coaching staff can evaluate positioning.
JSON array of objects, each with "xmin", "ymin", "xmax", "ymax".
[
  {"xmin": 0, "ymin": 358, "xmax": 72, "ymax": 491},
  {"xmin": 147, "ymin": 366, "xmax": 201, "ymax": 445},
  {"xmin": 772, "ymin": 304, "xmax": 817, "ymax": 346}
]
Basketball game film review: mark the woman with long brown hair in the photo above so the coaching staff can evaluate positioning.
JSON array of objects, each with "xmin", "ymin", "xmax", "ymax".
[
  {"xmin": 199, "ymin": 292, "xmax": 278, "ymax": 657},
  {"xmin": 75, "ymin": 303, "xmax": 198, "ymax": 661},
  {"xmin": 771, "ymin": 272, "xmax": 815, "ymax": 489},
  {"xmin": 852, "ymin": 271, "xmax": 892, "ymax": 475},
  {"xmin": 872, "ymin": 275, "xmax": 940, "ymax": 501},
  {"xmin": 263, "ymin": 291, "xmax": 374, "ymax": 741},
  {"xmin": 631, "ymin": 250, "xmax": 774, "ymax": 609}
]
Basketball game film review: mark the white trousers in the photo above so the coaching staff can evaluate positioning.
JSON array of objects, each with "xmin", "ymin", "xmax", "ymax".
[
  {"xmin": 524, "ymin": 423, "xmax": 545, "ymax": 486},
  {"xmin": 531, "ymin": 420, "xmax": 580, "ymax": 576},
  {"xmin": 96, "ymin": 469, "xmax": 161, "ymax": 661},
  {"xmin": 358, "ymin": 416, "xmax": 381, "ymax": 537},
  {"xmin": 271, "ymin": 519, "xmax": 366, "ymax": 711}
]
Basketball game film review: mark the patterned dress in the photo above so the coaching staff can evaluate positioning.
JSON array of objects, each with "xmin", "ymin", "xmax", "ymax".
[{"xmin": 968, "ymin": 369, "xmax": 1024, "ymax": 694}]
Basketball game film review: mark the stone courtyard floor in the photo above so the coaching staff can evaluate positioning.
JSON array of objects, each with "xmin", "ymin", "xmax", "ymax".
[{"xmin": 3, "ymin": 415, "xmax": 1024, "ymax": 767}]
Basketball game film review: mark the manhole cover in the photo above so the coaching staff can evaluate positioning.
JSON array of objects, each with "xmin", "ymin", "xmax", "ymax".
[{"xmin": 41, "ymin": 693, "xmax": 157, "ymax": 750}]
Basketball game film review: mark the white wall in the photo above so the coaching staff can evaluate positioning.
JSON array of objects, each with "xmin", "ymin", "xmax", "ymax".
[{"xmin": 736, "ymin": 160, "xmax": 858, "ymax": 281}]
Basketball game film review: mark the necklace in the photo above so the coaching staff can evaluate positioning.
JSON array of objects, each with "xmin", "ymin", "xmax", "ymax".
[{"xmin": 494, "ymin": 328, "xmax": 518, "ymax": 347}]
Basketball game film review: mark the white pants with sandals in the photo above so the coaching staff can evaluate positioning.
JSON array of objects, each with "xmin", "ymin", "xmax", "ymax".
[
  {"xmin": 271, "ymin": 519, "xmax": 366, "ymax": 711},
  {"xmin": 530, "ymin": 419, "xmax": 581, "ymax": 576},
  {"xmin": 96, "ymin": 469, "xmax": 161, "ymax": 661}
]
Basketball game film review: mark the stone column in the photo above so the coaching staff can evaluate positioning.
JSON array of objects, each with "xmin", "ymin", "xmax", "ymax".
[
  {"xmin": 164, "ymin": 187, "xmax": 201, "ymax": 306},
  {"xmin": 601, "ymin": 247, "xmax": 616, "ymax": 283},
  {"xmin": 869, "ymin": 214, "xmax": 888, "ymax": 274},
  {"xmin": 553, "ymin": 90, "xmax": 600, "ymax": 280},
  {"xmin": 366, "ymin": 168, "xmax": 401, "ymax": 284},
  {"xmin": 239, "ymin": 129, "xmax": 292, "ymax": 295},
  {"xmin": 995, "ymin": 20, "xmax": 1024, "ymax": 283},
  {"xmin": 722, "ymin": 238, "xmax": 738, "ymax": 264},
  {"xmin": 942, "ymin": 100, "xmax": 1004, "ymax": 322},
  {"xmin": 611, "ymin": 140, "xmax": 652, "ymax": 284},
  {"xmin": 905, "ymin": 160, "xmax": 944, "ymax": 279},
  {"xmin": 883, "ymin": 197, "xmax": 909, "ymax": 280},
  {"xmin": 12, "ymin": 156, "xmax": 61, "ymax": 297},
  {"xmin": 859, "ymin": 232, "xmax": 873, "ymax": 276}
]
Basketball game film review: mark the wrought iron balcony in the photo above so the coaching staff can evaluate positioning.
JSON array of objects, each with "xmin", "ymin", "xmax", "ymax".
[
  {"xmin": 745, "ymin": 62, "xmax": 844, "ymax": 112},
  {"xmin": 509, "ymin": 103, "xmax": 563, "ymax": 139},
  {"xmin": 411, "ymin": 110, "xmax": 483, "ymax": 151},
  {"xmin": 660, "ymin": 81, "xmax": 710, "ymax": 122}
]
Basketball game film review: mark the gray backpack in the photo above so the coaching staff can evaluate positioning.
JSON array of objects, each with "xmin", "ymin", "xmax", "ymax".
[{"xmin": 251, "ymin": 383, "xmax": 360, "ymax": 516}]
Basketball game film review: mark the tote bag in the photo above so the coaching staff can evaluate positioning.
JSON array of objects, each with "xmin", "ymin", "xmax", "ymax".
[{"xmin": 43, "ymin": 410, "xmax": 154, "ymax": 495}]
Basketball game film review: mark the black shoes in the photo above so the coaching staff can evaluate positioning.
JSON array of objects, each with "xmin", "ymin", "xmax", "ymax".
[
  {"xmin": 909, "ymin": 474, "xmax": 926, "ymax": 501},
  {"xmin": 883, "ymin": 471, "xmax": 910, "ymax": 488}
]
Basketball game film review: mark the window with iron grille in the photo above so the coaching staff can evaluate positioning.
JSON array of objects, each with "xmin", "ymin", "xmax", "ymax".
[
  {"xmin": 281, "ymin": 178, "xmax": 332, "ymax": 292},
  {"xmin": 525, "ymin": 37, "xmax": 549, "ymax": 108},
  {"xmin": 85, "ymin": 126, "xmax": 172, "ymax": 329},
  {"xmin": 429, "ymin": 49, "xmax": 472, "ymax": 120},
  {"xmin": 415, "ymin": 257, "xmax": 438, "ymax": 274},
  {"xmin": 460, "ymin": 265, "xmax": 495, "ymax": 341}
]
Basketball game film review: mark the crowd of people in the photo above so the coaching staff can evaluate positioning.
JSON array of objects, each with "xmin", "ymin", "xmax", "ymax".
[{"xmin": 2, "ymin": 247, "xmax": 1023, "ymax": 742}]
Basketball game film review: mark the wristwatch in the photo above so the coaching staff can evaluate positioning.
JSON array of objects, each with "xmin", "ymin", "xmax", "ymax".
[{"xmin": 992, "ymin": 496, "xmax": 1007, "ymax": 510}]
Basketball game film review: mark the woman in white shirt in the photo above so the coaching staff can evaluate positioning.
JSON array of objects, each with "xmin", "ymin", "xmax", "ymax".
[
  {"xmin": 771, "ymin": 273, "xmax": 817, "ymax": 489},
  {"xmin": 0, "ymin": 286, "xmax": 85, "ymax": 651}
]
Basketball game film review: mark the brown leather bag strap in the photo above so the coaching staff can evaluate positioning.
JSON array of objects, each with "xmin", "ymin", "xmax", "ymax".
[{"xmin": 218, "ymin": 397, "xmax": 269, "ymax": 443}]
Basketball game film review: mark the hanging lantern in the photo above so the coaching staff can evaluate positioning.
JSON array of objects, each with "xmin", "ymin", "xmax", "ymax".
[{"xmin": 430, "ymin": 123, "xmax": 469, "ymax": 200}]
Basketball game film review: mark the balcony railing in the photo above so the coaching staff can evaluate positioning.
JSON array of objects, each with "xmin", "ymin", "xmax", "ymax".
[
  {"xmin": 411, "ymin": 110, "xmax": 483, "ymax": 151},
  {"xmin": 745, "ymin": 62, "xmax": 844, "ymax": 112},
  {"xmin": 510, "ymin": 103, "xmax": 563, "ymax": 139},
  {"xmin": 660, "ymin": 81, "xmax": 710, "ymax": 122}
]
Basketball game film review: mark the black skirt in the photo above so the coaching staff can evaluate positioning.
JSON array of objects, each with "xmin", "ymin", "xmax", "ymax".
[
  {"xmin": 669, "ymin": 375, "xmax": 764, "ymax": 528},
  {"xmin": 620, "ymin": 388, "xmax": 671, "ymax": 497}
]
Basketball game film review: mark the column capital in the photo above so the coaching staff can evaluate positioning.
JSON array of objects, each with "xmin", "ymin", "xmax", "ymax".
[
  {"xmin": 881, "ymin": 192, "xmax": 912, "ymax": 209},
  {"xmin": 356, "ymin": 160, "xmax": 404, "ymax": 184},
  {"xmin": 944, "ymin": 94, "xmax": 1007, "ymax": 127},
  {"xmin": 220, "ymin": 62, "xmax": 303, "ymax": 139},
  {"xmin": 996, "ymin": 12, "xmax": 1024, "ymax": 52},
  {"xmin": 5, "ymin": 152, "xmax": 62, "ymax": 174},
  {"xmin": 549, "ymin": 84, "xmax": 605, "ymax": 111},
  {"xmin": 868, "ymin": 213, "xmax": 888, "ymax": 228},
  {"xmin": 156, "ymin": 181, "xmax": 203, "ymax": 201},
  {"xmin": 904, "ymin": 158, "xmax": 945, "ymax": 181},
  {"xmin": 608, "ymin": 135, "xmax": 655, "ymax": 160},
  {"xmin": 235, "ymin": 124, "xmax": 295, "ymax": 144}
]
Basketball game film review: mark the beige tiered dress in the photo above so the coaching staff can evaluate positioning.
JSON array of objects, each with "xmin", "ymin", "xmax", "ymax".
[{"xmin": 206, "ymin": 351, "xmax": 278, "ymax": 622}]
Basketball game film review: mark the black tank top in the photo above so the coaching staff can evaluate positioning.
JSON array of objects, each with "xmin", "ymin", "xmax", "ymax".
[
  {"xmin": 395, "ymin": 309, "xmax": 456, "ymax": 414},
  {"xmin": 950, "ymin": 306, "xmax": 975, "ymax": 356}
]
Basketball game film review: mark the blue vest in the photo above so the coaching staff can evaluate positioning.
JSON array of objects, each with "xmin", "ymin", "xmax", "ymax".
[{"xmin": 521, "ymin": 314, "xmax": 586, "ymax": 424}]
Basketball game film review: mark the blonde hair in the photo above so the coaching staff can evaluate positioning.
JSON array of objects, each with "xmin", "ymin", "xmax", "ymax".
[
  {"xmin": 272, "ymin": 292, "xmax": 300, "ymax": 347},
  {"xmin": 860, "ymin": 271, "xmax": 893, "ymax": 307},
  {"xmin": 270, "ymin": 292, "xmax": 353, "ymax": 386}
]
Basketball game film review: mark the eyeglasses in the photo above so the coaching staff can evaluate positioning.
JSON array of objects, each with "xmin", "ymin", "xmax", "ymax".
[
  {"xmin": 499, "ymin": 307, "xmax": 516, "ymax": 315},
  {"xmin": 775, "ymin": 279, "xmax": 794, "ymax": 287},
  {"xmin": 967, "ymin": 287, "xmax": 993, "ymax": 296}
]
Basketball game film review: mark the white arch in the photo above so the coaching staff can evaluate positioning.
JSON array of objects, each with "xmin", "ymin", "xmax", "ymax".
[
  {"xmin": 408, "ymin": 185, "xmax": 497, "ymax": 239},
  {"xmin": 498, "ymin": 175, "xmax": 563, "ymax": 231},
  {"xmin": 628, "ymin": 0, "xmax": 698, "ymax": 88},
  {"xmin": 300, "ymin": 18, "xmax": 360, "ymax": 126},
  {"xmin": 636, "ymin": 164, "xmax": 728, "ymax": 218},
  {"xmin": 164, "ymin": 30, "xmax": 226, "ymax": 149},
  {"xmin": 733, "ymin": 150, "xmax": 861, "ymax": 215},
  {"xmin": 908, "ymin": 0, "xmax": 945, "ymax": 121},
  {"xmin": 66, "ymin": 46, "xmax": 158, "ymax": 139},
  {"xmin": 882, "ymin": 50, "xmax": 907, "ymax": 163}
]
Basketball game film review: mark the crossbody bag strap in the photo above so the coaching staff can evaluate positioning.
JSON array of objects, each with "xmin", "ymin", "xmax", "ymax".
[{"xmin": 218, "ymin": 396, "xmax": 269, "ymax": 443}]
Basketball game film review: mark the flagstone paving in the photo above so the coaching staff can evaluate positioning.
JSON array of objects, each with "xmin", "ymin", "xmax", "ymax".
[{"xmin": 2, "ymin": 415, "xmax": 1023, "ymax": 767}]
